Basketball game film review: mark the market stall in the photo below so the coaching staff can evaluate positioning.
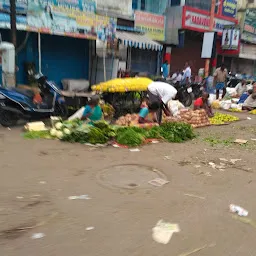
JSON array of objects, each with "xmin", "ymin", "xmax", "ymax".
[{"xmin": 91, "ymin": 77, "xmax": 152, "ymax": 118}]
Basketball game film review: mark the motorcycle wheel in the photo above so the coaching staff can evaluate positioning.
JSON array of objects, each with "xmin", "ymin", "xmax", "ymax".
[
  {"xmin": 181, "ymin": 93, "xmax": 193, "ymax": 107},
  {"xmin": 0, "ymin": 110, "xmax": 19, "ymax": 127},
  {"xmin": 54, "ymin": 103, "xmax": 68, "ymax": 118}
]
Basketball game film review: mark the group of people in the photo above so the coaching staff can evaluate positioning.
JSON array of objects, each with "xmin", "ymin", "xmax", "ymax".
[
  {"xmin": 74, "ymin": 61, "xmax": 256, "ymax": 125},
  {"xmin": 162, "ymin": 61, "xmax": 192, "ymax": 85},
  {"xmin": 213, "ymin": 63, "xmax": 256, "ymax": 110}
]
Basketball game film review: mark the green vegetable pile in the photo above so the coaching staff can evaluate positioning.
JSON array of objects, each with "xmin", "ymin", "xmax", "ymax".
[
  {"xmin": 23, "ymin": 130, "xmax": 51, "ymax": 139},
  {"xmin": 115, "ymin": 122, "xmax": 195, "ymax": 146},
  {"xmin": 23, "ymin": 120, "xmax": 195, "ymax": 147},
  {"xmin": 62, "ymin": 120, "xmax": 116, "ymax": 145}
]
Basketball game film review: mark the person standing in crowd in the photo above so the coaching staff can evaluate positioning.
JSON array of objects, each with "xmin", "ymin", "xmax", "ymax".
[
  {"xmin": 213, "ymin": 63, "xmax": 228, "ymax": 100},
  {"xmin": 147, "ymin": 79, "xmax": 177, "ymax": 123},
  {"xmin": 161, "ymin": 60, "xmax": 169, "ymax": 80},
  {"xmin": 182, "ymin": 62, "xmax": 192, "ymax": 84}
]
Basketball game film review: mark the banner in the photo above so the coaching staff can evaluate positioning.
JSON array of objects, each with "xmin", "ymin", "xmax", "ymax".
[
  {"xmin": 0, "ymin": 0, "xmax": 116, "ymax": 41},
  {"xmin": 221, "ymin": 25, "xmax": 239, "ymax": 50},
  {"xmin": 222, "ymin": 0, "xmax": 237, "ymax": 18},
  {"xmin": 242, "ymin": 9, "xmax": 256, "ymax": 44},
  {"xmin": 135, "ymin": 11, "xmax": 165, "ymax": 41},
  {"xmin": 27, "ymin": 0, "xmax": 116, "ymax": 40}
]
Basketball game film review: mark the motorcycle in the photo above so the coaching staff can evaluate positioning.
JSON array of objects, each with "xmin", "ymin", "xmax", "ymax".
[
  {"xmin": 0, "ymin": 74, "xmax": 67, "ymax": 127},
  {"xmin": 191, "ymin": 82, "xmax": 205, "ymax": 99},
  {"xmin": 173, "ymin": 82, "xmax": 193, "ymax": 107}
]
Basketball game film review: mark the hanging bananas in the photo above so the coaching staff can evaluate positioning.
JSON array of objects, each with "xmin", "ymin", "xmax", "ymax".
[{"xmin": 91, "ymin": 77, "xmax": 153, "ymax": 93}]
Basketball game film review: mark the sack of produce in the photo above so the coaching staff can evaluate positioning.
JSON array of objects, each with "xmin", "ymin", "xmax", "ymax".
[
  {"xmin": 220, "ymin": 100, "xmax": 232, "ymax": 110},
  {"xmin": 167, "ymin": 100, "xmax": 185, "ymax": 117}
]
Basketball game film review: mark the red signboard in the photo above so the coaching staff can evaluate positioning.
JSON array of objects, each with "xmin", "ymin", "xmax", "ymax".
[{"xmin": 182, "ymin": 6, "xmax": 238, "ymax": 35}]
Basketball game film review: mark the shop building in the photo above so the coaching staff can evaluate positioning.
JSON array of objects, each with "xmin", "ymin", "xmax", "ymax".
[
  {"xmin": 0, "ymin": 0, "xmax": 115, "ymax": 88},
  {"xmin": 233, "ymin": 7, "xmax": 256, "ymax": 77},
  {"xmin": 0, "ymin": 30, "xmax": 90, "ymax": 87},
  {"xmin": 164, "ymin": 1, "xmax": 238, "ymax": 76},
  {"xmin": 93, "ymin": 0, "xmax": 165, "ymax": 78}
]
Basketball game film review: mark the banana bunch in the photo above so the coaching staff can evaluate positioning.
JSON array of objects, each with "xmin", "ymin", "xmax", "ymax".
[
  {"xmin": 91, "ymin": 77, "xmax": 152, "ymax": 93},
  {"xmin": 210, "ymin": 112, "xmax": 239, "ymax": 125},
  {"xmin": 229, "ymin": 108, "xmax": 242, "ymax": 113},
  {"xmin": 250, "ymin": 109, "xmax": 256, "ymax": 115},
  {"xmin": 209, "ymin": 119, "xmax": 225, "ymax": 125}
]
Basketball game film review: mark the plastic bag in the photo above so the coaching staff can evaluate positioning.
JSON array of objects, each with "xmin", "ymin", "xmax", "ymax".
[
  {"xmin": 167, "ymin": 100, "xmax": 185, "ymax": 117},
  {"xmin": 220, "ymin": 100, "xmax": 232, "ymax": 110},
  {"xmin": 68, "ymin": 107, "xmax": 85, "ymax": 121}
]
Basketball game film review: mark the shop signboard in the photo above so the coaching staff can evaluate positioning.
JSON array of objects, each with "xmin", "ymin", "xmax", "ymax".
[
  {"xmin": 0, "ymin": 0, "xmax": 28, "ymax": 30},
  {"xmin": 182, "ymin": 6, "xmax": 237, "ymax": 34},
  {"xmin": 242, "ymin": 9, "xmax": 256, "ymax": 44},
  {"xmin": 135, "ymin": 11, "xmax": 165, "ymax": 41},
  {"xmin": 0, "ymin": 0, "xmax": 116, "ymax": 41},
  {"xmin": 96, "ymin": 0, "xmax": 132, "ymax": 17},
  {"xmin": 222, "ymin": 0, "xmax": 237, "ymax": 18},
  {"xmin": 221, "ymin": 25, "xmax": 240, "ymax": 50}
]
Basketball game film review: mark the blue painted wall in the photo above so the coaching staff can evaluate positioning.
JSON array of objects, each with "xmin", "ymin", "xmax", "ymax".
[
  {"xmin": 40, "ymin": 34, "xmax": 89, "ymax": 87},
  {"xmin": 0, "ymin": 30, "xmax": 89, "ymax": 87}
]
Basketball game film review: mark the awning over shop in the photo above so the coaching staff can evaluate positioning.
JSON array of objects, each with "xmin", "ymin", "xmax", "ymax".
[{"xmin": 116, "ymin": 31, "xmax": 163, "ymax": 51}]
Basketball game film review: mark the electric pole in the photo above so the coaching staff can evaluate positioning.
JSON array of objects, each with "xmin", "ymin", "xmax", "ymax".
[
  {"xmin": 204, "ymin": 0, "xmax": 216, "ymax": 77},
  {"xmin": 10, "ymin": 0, "xmax": 17, "ymax": 47}
]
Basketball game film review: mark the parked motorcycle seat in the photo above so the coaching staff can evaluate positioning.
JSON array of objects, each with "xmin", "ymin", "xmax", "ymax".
[{"xmin": 12, "ymin": 88, "xmax": 35, "ymax": 98}]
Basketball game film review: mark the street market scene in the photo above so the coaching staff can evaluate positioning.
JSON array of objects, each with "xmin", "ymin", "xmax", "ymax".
[{"xmin": 1, "ymin": 0, "xmax": 256, "ymax": 255}]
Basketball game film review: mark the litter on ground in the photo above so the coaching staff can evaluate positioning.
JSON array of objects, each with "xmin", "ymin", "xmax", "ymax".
[
  {"xmin": 152, "ymin": 220, "xmax": 180, "ymax": 245},
  {"xmin": 68, "ymin": 195, "xmax": 91, "ymax": 200},
  {"xmin": 31, "ymin": 233, "xmax": 45, "ymax": 239},
  {"xmin": 148, "ymin": 178, "xmax": 169, "ymax": 187}
]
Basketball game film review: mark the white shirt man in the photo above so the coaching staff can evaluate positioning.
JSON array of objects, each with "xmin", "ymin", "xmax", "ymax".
[
  {"xmin": 183, "ymin": 64, "xmax": 191, "ymax": 83},
  {"xmin": 148, "ymin": 81, "xmax": 177, "ymax": 105},
  {"xmin": 171, "ymin": 72, "xmax": 183, "ymax": 84}
]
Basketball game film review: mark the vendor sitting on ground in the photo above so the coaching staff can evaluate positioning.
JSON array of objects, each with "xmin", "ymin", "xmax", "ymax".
[
  {"xmin": 138, "ymin": 99, "xmax": 160, "ymax": 124},
  {"xmin": 194, "ymin": 92, "xmax": 214, "ymax": 117},
  {"xmin": 81, "ymin": 96, "xmax": 103, "ymax": 122},
  {"xmin": 238, "ymin": 89, "xmax": 253, "ymax": 104},
  {"xmin": 234, "ymin": 79, "xmax": 247, "ymax": 97},
  {"xmin": 242, "ymin": 83, "xmax": 256, "ymax": 111}
]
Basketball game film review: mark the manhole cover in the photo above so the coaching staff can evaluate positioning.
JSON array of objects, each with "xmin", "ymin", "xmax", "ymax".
[{"xmin": 97, "ymin": 164, "xmax": 167, "ymax": 190}]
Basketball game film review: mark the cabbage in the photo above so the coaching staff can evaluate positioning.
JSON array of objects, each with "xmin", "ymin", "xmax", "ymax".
[
  {"xmin": 55, "ymin": 122, "xmax": 63, "ymax": 130},
  {"xmin": 63, "ymin": 128, "xmax": 71, "ymax": 135},
  {"xmin": 56, "ymin": 130, "xmax": 64, "ymax": 139},
  {"xmin": 50, "ymin": 128, "xmax": 57, "ymax": 137}
]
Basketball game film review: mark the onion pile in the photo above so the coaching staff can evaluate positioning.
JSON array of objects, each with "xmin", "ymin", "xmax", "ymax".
[
  {"xmin": 164, "ymin": 109, "xmax": 210, "ymax": 128},
  {"xmin": 115, "ymin": 114, "xmax": 139, "ymax": 126}
]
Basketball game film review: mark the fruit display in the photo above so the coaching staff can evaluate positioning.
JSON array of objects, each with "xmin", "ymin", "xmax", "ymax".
[
  {"xmin": 163, "ymin": 109, "xmax": 211, "ymax": 128},
  {"xmin": 100, "ymin": 102, "xmax": 115, "ymax": 119},
  {"xmin": 250, "ymin": 109, "xmax": 256, "ymax": 115},
  {"xmin": 211, "ymin": 100, "xmax": 221, "ymax": 109},
  {"xmin": 91, "ymin": 77, "xmax": 152, "ymax": 93},
  {"xmin": 229, "ymin": 108, "xmax": 242, "ymax": 113},
  {"xmin": 209, "ymin": 112, "xmax": 239, "ymax": 125}
]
